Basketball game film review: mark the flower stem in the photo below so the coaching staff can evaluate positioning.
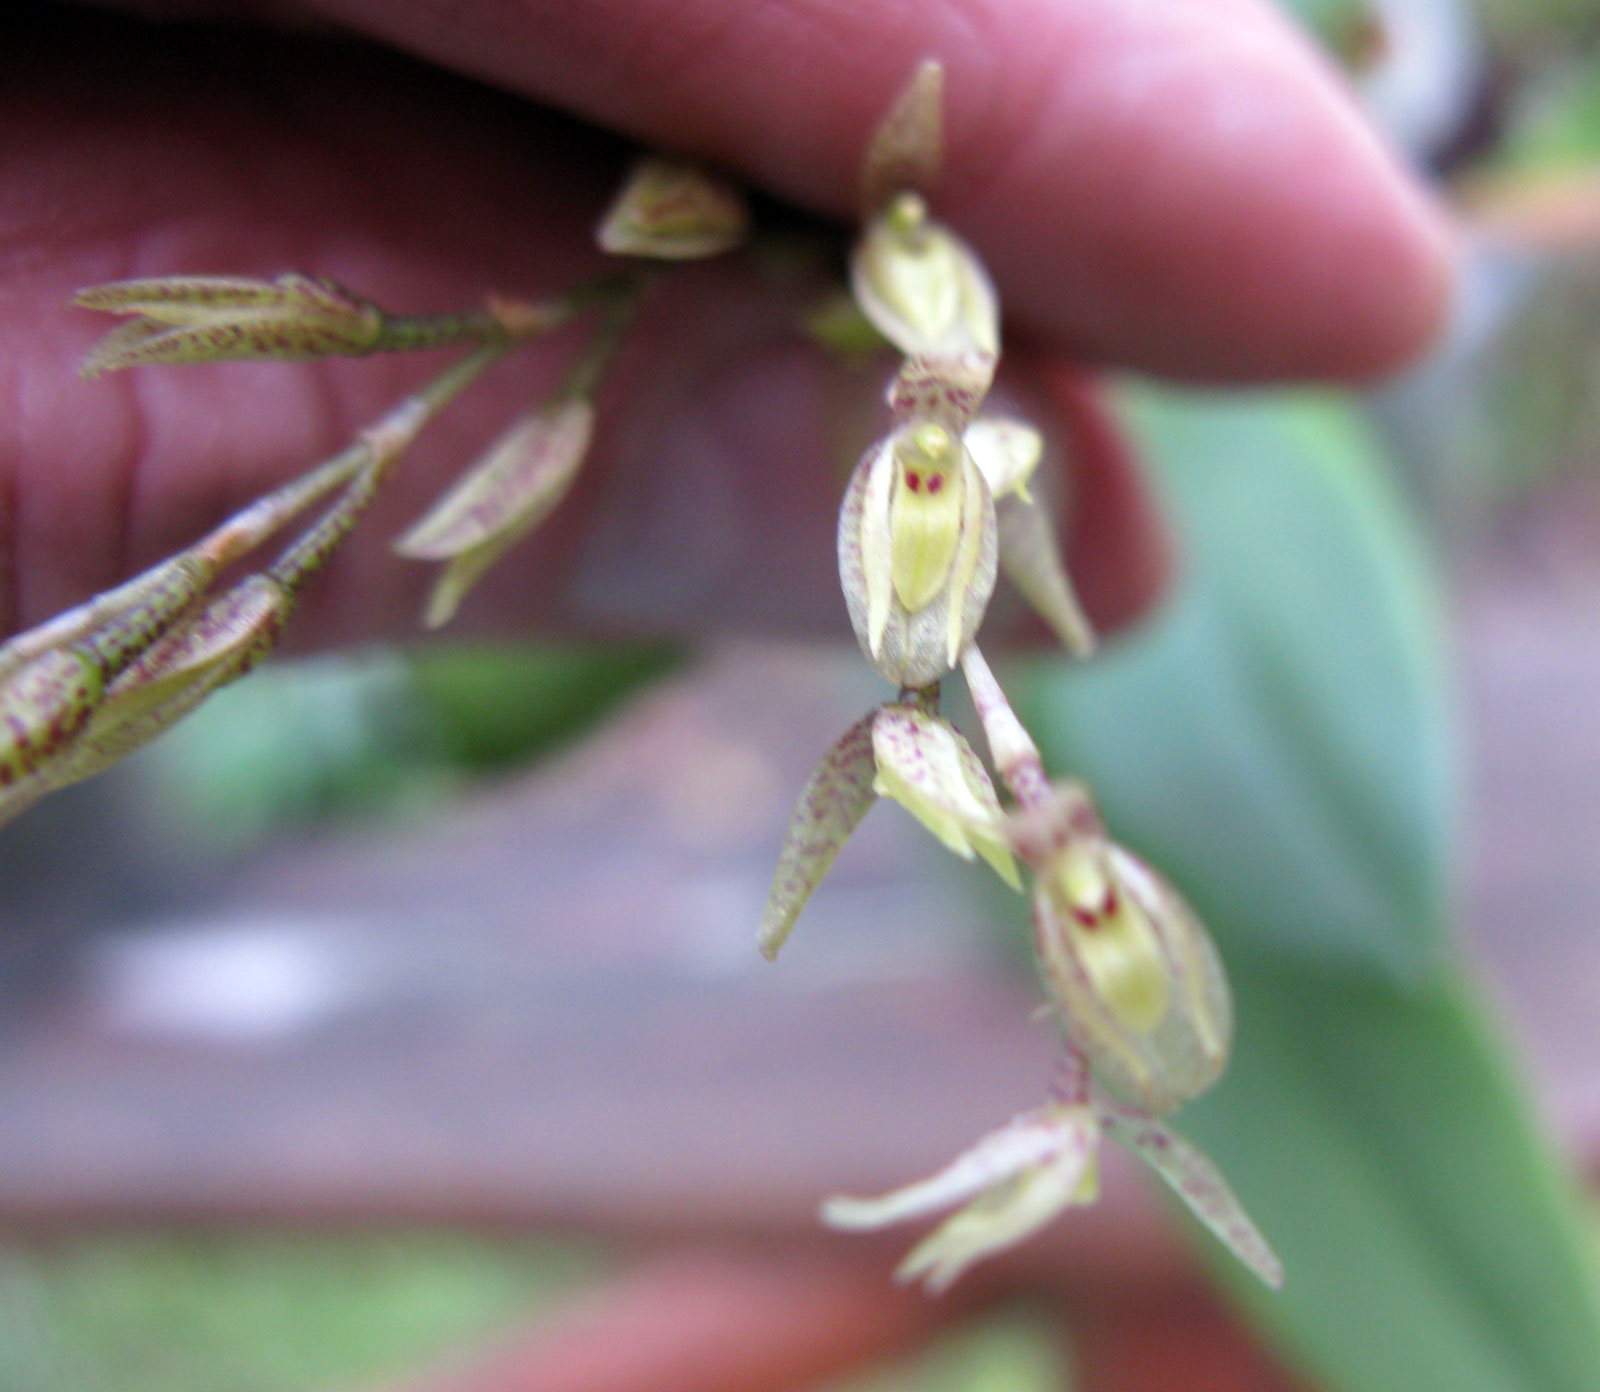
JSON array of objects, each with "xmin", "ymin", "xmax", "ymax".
[
  {"xmin": 556, "ymin": 275, "xmax": 653, "ymax": 402},
  {"xmin": 1050, "ymin": 1043, "xmax": 1091, "ymax": 1106},
  {"xmin": 270, "ymin": 338, "xmax": 513, "ymax": 596},
  {"xmin": 960, "ymin": 643, "xmax": 1050, "ymax": 809}
]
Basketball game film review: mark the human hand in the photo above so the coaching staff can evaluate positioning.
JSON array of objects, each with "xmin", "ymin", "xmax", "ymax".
[{"xmin": 2, "ymin": 0, "xmax": 1454, "ymax": 648}]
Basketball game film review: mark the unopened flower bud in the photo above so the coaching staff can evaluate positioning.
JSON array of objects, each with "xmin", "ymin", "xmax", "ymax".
[
  {"xmin": 61, "ymin": 574, "xmax": 292, "ymax": 780},
  {"xmin": 76, "ymin": 275, "xmax": 385, "ymax": 377},
  {"xmin": 596, "ymin": 157, "xmax": 749, "ymax": 260},
  {"xmin": 858, "ymin": 59, "xmax": 944, "ymax": 214},
  {"xmin": 850, "ymin": 193, "xmax": 999, "ymax": 359},
  {"xmin": 838, "ymin": 422, "xmax": 998, "ymax": 687},
  {"xmin": 1015, "ymin": 784, "xmax": 1232, "ymax": 1114},
  {"xmin": 0, "ymin": 649, "xmax": 102, "ymax": 796},
  {"xmin": 396, "ymin": 399, "xmax": 595, "ymax": 627}
]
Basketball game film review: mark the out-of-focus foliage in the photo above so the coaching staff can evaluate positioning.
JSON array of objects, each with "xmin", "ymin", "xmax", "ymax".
[
  {"xmin": 1024, "ymin": 390, "xmax": 1451, "ymax": 978},
  {"xmin": 0, "ymin": 1232, "xmax": 610, "ymax": 1392},
  {"xmin": 1018, "ymin": 389, "xmax": 1600, "ymax": 1392},
  {"xmin": 136, "ymin": 643, "xmax": 677, "ymax": 845},
  {"xmin": 820, "ymin": 1307, "xmax": 1068, "ymax": 1392}
]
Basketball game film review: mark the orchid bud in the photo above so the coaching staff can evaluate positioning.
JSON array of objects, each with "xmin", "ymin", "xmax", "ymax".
[
  {"xmin": 396, "ymin": 399, "xmax": 595, "ymax": 627},
  {"xmin": 850, "ymin": 193, "xmax": 999, "ymax": 359},
  {"xmin": 0, "ymin": 649, "xmax": 102, "ymax": 795},
  {"xmin": 59, "ymin": 574, "xmax": 292, "ymax": 780},
  {"xmin": 963, "ymin": 416, "xmax": 1042, "ymax": 502},
  {"xmin": 1014, "ymin": 783, "xmax": 1232, "ymax": 1114},
  {"xmin": 76, "ymin": 275, "xmax": 385, "ymax": 376},
  {"xmin": 596, "ymin": 157, "xmax": 749, "ymax": 260},
  {"xmin": 838, "ymin": 421, "xmax": 998, "ymax": 687},
  {"xmin": 858, "ymin": 58, "xmax": 944, "ymax": 215}
]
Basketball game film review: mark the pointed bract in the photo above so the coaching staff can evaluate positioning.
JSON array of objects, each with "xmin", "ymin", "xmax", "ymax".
[
  {"xmin": 871, "ymin": 705, "xmax": 1019, "ymax": 889},
  {"xmin": 597, "ymin": 158, "xmax": 749, "ymax": 260},
  {"xmin": 859, "ymin": 59, "xmax": 945, "ymax": 214},
  {"xmin": 1100, "ymin": 1104, "xmax": 1284, "ymax": 1289},
  {"xmin": 995, "ymin": 493, "xmax": 1096, "ymax": 657},
  {"xmin": 758, "ymin": 712, "xmax": 879, "ymax": 959}
]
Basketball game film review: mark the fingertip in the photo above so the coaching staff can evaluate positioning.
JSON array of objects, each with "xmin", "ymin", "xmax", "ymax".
[{"xmin": 944, "ymin": 0, "xmax": 1461, "ymax": 380}]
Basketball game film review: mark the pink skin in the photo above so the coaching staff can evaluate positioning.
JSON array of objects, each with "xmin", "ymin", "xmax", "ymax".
[{"xmin": 0, "ymin": 2, "xmax": 1455, "ymax": 649}]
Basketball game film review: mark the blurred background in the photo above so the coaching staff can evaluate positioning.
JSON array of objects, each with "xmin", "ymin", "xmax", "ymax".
[{"xmin": 6, "ymin": 0, "xmax": 1600, "ymax": 1389}]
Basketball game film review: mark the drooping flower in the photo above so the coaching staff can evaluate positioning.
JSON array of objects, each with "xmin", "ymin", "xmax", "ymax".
[
  {"xmin": 395, "ymin": 399, "xmax": 595, "ymax": 627},
  {"xmin": 757, "ymin": 699, "xmax": 1021, "ymax": 958},
  {"xmin": 823, "ymin": 1102, "xmax": 1099, "ymax": 1293},
  {"xmin": 837, "ymin": 416, "xmax": 998, "ymax": 688},
  {"xmin": 823, "ymin": 1095, "xmax": 1283, "ymax": 1292},
  {"xmin": 1013, "ymin": 783, "xmax": 1233, "ymax": 1114}
]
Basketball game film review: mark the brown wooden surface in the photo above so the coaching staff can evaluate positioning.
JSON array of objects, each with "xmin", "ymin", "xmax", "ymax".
[{"xmin": 0, "ymin": 553, "xmax": 1595, "ymax": 1328}]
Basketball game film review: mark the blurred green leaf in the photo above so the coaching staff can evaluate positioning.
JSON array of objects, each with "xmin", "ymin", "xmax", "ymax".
[
  {"xmin": 1497, "ymin": 56, "xmax": 1600, "ymax": 171},
  {"xmin": 1190, "ymin": 955, "xmax": 1600, "ymax": 1392},
  {"xmin": 1021, "ymin": 388, "xmax": 1452, "ymax": 980},
  {"xmin": 0, "ymin": 1231, "xmax": 610, "ymax": 1392},
  {"xmin": 1273, "ymin": 0, "xmax": 1379, "ymax": 59},
  {"xmin": 1017, "ymin": 387, "xmax": 1600, "ymax": 1392},
  {"xmin": 819, "ymin": 1305, "xmax": 1069, "ymax": 1392},
  {"xmin": 408, "ymin": 641, "xmax": 678, "ymax": 771},
  {"xmin": 136, "ymin": 642, "xmax": 678, "ymax": 844}
]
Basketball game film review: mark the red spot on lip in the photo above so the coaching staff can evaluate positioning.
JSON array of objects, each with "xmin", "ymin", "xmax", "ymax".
[
  {"xmin": 926, "ymin": 473, "xmax": 944, "ymax": 495},
  {"xmin": 905, "ymin": 471, "xmax": 922, "ymax": 492}
]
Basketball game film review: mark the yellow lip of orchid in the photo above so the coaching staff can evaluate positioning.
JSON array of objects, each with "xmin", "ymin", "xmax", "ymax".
[
  {"xmin": 840, "ymin": 423, "xmax": 998, "ymax": 689},
  {"xmin": 1050, "ymin": 841, "xmax": 1171, "ymax": 1035},
  {"xmin": 888, "ymin": 422, "xmax": 965, "ymax": 612},
  {"xmin": 1017, "ymin": 785, "xmax": 1234, "ymax": 1115}
]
